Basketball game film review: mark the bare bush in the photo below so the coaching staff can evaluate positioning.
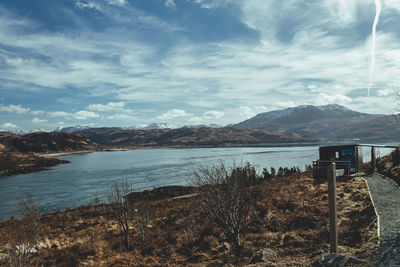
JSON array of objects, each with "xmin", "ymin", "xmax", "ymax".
[
  {"xmin": 5, "ymin": 197, "xmax": 41, "ymax": 267},
  {"xmin": 6, "ymin": 244, "xmax": 35, "ymax": 267},
  {"xmin": 191, "ymin": 161, "xmax": 261, "ymax": 255},
  {"xmin": 107, "ymin": 180, "xmax": 133, "ymax": 250},
  {"xmin": 18, "ymin": 197, "xmax": 41, "ymax": 246},
  {"xmin": 135, "ymin": 201, "xmax": 152, "ymax": 243}
]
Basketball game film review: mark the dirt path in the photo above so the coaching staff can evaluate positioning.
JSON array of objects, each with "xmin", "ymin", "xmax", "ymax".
[{"xmin": 363, "ymin": 173, "xmax": 400, "ymax": 266}]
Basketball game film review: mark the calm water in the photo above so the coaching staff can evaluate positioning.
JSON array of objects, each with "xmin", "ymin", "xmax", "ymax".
[{"xmin": 0, "ymin": 145, "xmax": 394, "ymax": 221}]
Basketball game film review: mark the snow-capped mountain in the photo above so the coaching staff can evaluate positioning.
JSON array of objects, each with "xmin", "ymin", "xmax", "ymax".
[
  {"xmin": 140, "ymin": 123, "xmax": 176, "ymax": 130},
  {"xmin": 55, "ymin": 125, "xmax": 92, "ymax": 133},
  {"xmin": 1, "ymin": 128, "xmax": 26, "ymax": 135},
  {"xmin": 29, "ymin": 128, "xmax": 51, "ymax": 133}
]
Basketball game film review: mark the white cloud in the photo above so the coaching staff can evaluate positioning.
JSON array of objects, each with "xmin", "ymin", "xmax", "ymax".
[
  {"xmin": 87, "ymin": 102, "xmax": 126, "ymax": 112},
  {"xmin": 158, "ymin": 109, "xmax": 192, "ymax": 120},
  {"xmin": 32, "ymin": 118, "xmax": 47, "ymax": 123},
  {"xmin": 48, "ymin": 110, "xmax": 99, "ymax": 120},
  {"xmin": 377, "ymin": 89, "xmax": 391, "ymax": 96},
  {"xmin": 106, "ymin": 114, "xmax": 136, "ymax": 120},
  {"xmin": 2, "ymin": 122, "xmax": 18, "ymax": 129},
  {"xmin": 75, "ymin": 1, "xmax": 102, "ymax": 11},
  {"xmin": 315, "ymin": 93, "xmax": 352, "ymax": 106},
  {"xmin": 48, "ymin": 111, "xmax": 70, "ymax": 117},
  {"xmin": 0, "ymin": 104, "xmax": 30, "ymax": 114},
  {"xmin": 31, "ymin": 110, "xmax": 45, "ymax": 115},
  {"xmin": 165, "ymin": 0, "xmax": 176, "ymax": 8},
  {"xmin": 238, "ymin": 106, "xmax": 270, "ymax": 120},
  {"xmin": 107, "ymin": 0, "xmax": 127, "ymax": 6},
  {"xmin": 203, "ymin": 110, "xmax": 224, "ymax": 119},
  {"xmin": 276, "ymin": 101, "xmax": 297, "ymax": 108},
  {"xmin": 74, "ymin": 110, "xmax": 100, "ymax": 120}
]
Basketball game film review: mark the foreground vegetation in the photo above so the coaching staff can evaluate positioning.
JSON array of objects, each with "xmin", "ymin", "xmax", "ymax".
[{"xmin": 0, "ymin": 163, "xmax": 378, "ymax": 266}]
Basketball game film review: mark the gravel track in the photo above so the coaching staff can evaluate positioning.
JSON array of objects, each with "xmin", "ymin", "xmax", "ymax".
[{"xmin": 363, "ymin": 173, "xmax": 400, "ymax": 266}]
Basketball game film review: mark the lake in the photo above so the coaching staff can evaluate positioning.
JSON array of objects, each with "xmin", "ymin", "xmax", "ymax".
[{"xmin": 0, "ymin": 145, "xmax": 393, "ymax": 221}]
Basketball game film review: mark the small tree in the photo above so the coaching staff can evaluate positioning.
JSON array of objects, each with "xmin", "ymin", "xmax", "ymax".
[
  {"xmin": 270, "ymin": 167, "xmax": 276, "ymax": 177},
  {"xmin": 191, "ymin": 161, "xmax": 261, "ymax": 255},
  {"xmin": 107, "ymin": 180, "xmax": 133, "ymax": 250},
  {"xmin": 262, "ymin": 168, "xmax": 271, "ymax": 179},
  {"xmin": 18, "ymin": 197, "xmax": 42, "ymax": 246}
]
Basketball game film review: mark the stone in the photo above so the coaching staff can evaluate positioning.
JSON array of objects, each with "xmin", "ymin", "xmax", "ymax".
[
  {"xmin": 250, "ymin": 247, "xmax": 277, "ymax": 264},
  {"xmin": 314, "ymin": 253, "xmax": 366, "ymax": 267}
]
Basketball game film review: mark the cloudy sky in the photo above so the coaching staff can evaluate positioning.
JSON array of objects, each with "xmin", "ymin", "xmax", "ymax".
[{"xmin": 1, "ymin": 0, "xmax": 400, "ymax": 131}]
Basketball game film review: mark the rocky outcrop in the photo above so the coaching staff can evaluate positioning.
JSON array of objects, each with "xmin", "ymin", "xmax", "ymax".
[{"xmin": 126, "ymin": 186, "xmax": 195, "ymax": 202}]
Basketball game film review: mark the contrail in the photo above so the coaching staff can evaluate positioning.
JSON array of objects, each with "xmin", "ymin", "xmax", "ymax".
[{"xmin": 368, "ymin": 0, "xmax": 382, "ymax": 96}]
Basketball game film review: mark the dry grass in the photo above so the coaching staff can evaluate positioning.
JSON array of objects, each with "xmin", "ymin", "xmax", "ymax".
[{"xmin": 0, "ymin": 172, "xmax": 378, "ymax": 266}]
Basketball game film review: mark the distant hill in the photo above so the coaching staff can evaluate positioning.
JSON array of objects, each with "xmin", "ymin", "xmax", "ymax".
[
  {"xmin": 0, "ymin": 132, "xmax": 97, "ymax": 153},
  {"xmin": 234, "ymin": 104, "xmax": 400, "ymax": 142},
  {"xmin": 76, "ymin": 127, "xmax": 311, "ymax": 148}
]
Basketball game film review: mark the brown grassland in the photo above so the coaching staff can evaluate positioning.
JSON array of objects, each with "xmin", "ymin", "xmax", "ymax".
[{"xmin": 0, "ymin": 172, "xmax": 378, "ymax": 266}]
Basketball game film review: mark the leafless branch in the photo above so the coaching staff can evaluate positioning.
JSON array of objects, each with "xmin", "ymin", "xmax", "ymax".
[{"xmin": 107, "ymin": 180, "xmax": 133, "ymax": 250}]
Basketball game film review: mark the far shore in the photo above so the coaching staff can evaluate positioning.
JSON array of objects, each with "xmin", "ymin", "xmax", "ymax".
[
  {"xmin": 39, "ymin": 150, "xmax": 98, "ymax": 158},
  {"xmin": 38, "ymin": 143, "xmax": 323, "ymax": 158}
]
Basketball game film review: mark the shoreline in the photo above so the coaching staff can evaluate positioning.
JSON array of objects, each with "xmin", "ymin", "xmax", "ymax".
[{"xmin": 39, "ymin": 142, "xmax": 322, "ymax": 158}]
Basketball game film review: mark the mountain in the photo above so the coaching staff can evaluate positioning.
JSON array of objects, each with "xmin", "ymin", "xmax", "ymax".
[
  {"xmin": 76, "ymin": 127, "xmax": 311, "ymax": 148},
  {"xmin": 234, "ymin": 104, "xmax": 400, "ymax": 142}
]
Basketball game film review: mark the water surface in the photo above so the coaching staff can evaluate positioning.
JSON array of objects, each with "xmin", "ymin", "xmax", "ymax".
[{"xmin": 0, "ymin": 145, "xmax": 394, "ymax": 221}]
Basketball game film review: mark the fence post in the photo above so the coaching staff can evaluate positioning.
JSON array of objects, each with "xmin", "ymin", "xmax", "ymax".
[
  {"xmin": 371, "ymin": 147, "xmax": 376, "ymax": 173},
  {"xmin": 328, "ymin": 162, "xmax": 338, "ymax": 254}
]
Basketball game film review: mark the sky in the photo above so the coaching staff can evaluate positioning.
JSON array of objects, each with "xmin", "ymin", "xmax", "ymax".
[{"xmin": 1, "ymin": 0, "xmax": 400, "ymax": 131}]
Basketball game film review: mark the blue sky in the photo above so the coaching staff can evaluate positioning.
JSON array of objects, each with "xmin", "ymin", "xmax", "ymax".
[{"xmin": 1, "ymin": 0, "xmax": 400, "ymax": 131}]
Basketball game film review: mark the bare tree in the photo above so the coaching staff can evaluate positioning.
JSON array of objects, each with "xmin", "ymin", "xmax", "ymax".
[
  {"xmin": 107, "ymin": 180, "xmax": 133, "ymax": 250},
  {"xmin": 18, "ymin": 197, "xmax": 42, "ymax": 246},
  {"xmin": 191, "ymin": 161, "xmax": 261, "ymax": 255}
]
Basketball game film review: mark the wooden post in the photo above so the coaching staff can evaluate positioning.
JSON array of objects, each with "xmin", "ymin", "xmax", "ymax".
[
  {"xmin": 328, "ymin": 162, "xmax": 338, "ymax": 254},
  {"xmin": 371, "ymin": 147, "xmax": 376, "ymax": 173}
]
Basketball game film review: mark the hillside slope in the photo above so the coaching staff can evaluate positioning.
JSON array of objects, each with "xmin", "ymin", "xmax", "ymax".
[
  {"xmin": 234, "ymin": 104, "xmax": 399, "ymax": 142},
  {"xmin": 76, "ymin": 127, "xmax": 312, "ymax": 147},
  {"xmin": 0, "ymin": 132, "xmax": 97, "ymax": 153}
]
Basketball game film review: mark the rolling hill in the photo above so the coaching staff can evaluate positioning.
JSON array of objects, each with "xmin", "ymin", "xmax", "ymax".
[{"xmin": 75, "ymin": 127, "xmax": 311, "ymax": 148}]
